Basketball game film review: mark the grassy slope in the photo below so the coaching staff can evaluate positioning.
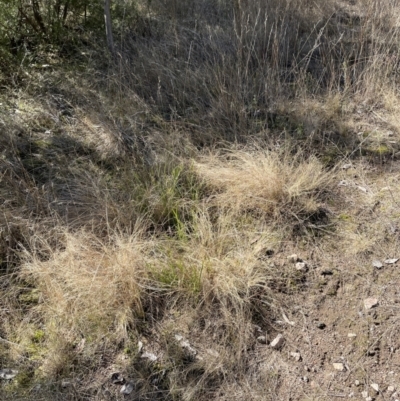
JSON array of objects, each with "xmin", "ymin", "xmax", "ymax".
[{"xmin": 1, "ymin": 0, "xmax": 400, "ymax": 399}]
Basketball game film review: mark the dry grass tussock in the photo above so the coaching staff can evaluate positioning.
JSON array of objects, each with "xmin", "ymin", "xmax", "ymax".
[{"xmin": 195, "ymin": 147, "xmax": 334, "ymax": 220}]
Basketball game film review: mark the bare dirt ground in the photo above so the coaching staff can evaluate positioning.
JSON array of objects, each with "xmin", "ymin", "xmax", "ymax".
[{"xmin": 251, "ymin": 164, "xmax": 400, "ymax": 401}]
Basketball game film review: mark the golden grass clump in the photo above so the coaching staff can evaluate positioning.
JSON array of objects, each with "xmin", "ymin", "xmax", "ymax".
[
  {"xmin": 195, "ymin": 148, "xmax": 334, "ymax": 219},
  {"xmin": 20, "ymin": 231, "xmax": 147, "ymax": 346},
  {"xmin": 148, "ymin": 210, "xmax": 266, "ymax": 304}
]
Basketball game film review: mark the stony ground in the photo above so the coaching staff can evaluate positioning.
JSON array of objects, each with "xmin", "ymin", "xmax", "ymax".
[{"xmin": 252, "ymin": 163, "xmax": 400, "ymax": 401}]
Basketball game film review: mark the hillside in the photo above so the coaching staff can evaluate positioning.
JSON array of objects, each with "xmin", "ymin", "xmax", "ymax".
[{"xmin": 1, "ymin": 1, "xmax": 400, "ymax": 400}]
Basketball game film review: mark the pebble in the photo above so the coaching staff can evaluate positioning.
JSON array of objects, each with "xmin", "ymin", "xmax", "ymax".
[
  {"xmin": 316, "ymin": 322, "xmax": 326, "ymax": 329},
  {"xmin": 333, "ymin": 363, "xmax": 345, "ymax": 371},
  {"xmin": 0, "ymin": 369, "xmax": 18, "ymax": 380},
  {"xmin": 295, "ymin": 262, "xmax": 308, "ymax": 272},
  {"xmin": 364, "ymin": 298, "xmax": 379, "ymax": 310},
  {"xmin": 384, "ymin": 258, "xmax": 399, "ymax": 264},
  {"xmin": 387, "ymin": 386, "xmax": 395, "ymax": 393},
  {"xmin": 348, "ymin": 333, "xmax": 357, "ymax": 338},
  {"xmin": 355, "ymin": 380, "xmax": 360, "ymax": 386},
  {"xmin": 361, "ymin": 391, "xmax": 368, "ymax": 398},
  {"xmin": 257, "ymin": 335, "xmax": 267, "ymax": 344},
  {"xmin": 180, "ymin": 340, "xmax": 197, "ymax": 355},
  {"xmin": 290, "ymin": 352, "xmax": 302, "ymax": 361},
  {"xmin": 287, "ymin": 254, "xmax": 299, "ymax": 263},
  {"xmin": 371, "ymin": 383, "xmax": 379, "ymax": 392},
  {"xmin": 120, "ymin": 382, "xmax": 134, "ymax": 395},
  {"xmin": 372, "ymin": 260, "xmax": 383, "ymax": 269},
  {"xmin": 270, "ymin": 334, "xmax": 285, "ymax": 349},
  {"xmin": 175, "ymin": 334, "xmax": 197, "ymax": 355},
  {"xmin": 303, "ymin": 376, "xmax": 309, "ymax": 382},
  {"xmin": 141, "ymin": 352, "xmax": 158, "ymax": 361}
]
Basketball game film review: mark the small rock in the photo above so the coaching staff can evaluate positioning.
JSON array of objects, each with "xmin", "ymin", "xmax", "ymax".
[
  {"xmin": 288, "ymin": 254, "xmax": 299, "ymax": 263},
  {"xmin": 316, "ymin": 322, "xmax": 326, "ymax": 329},
  {"xmin": 111, "ymin": 372, "xmax": 125, "ymax": 385},
  {"xmin": 361, "ymin": 391, "xmax": 368, "ymax": 398},
  {"xmin": 270, "ymin": 334, "xmax": 285, "ymax": 349},
  {"xmin": 303, "ymin": 376, "xmax": 309, "ymax": 382},
  {"xmin": 355, "ymin": 380, "xmax": 360, "ymax": 386},
  {"xmin": 387, "ymin": 386, "xmax": 395, "ymax": 393},
  {"xmin": 365, "ymin": 397, "xmax": 373, "ymax": 401},
  {"xmin": 364, "ymin": 298, "xmax": 379, "ymax": 310},
  {"xmin": 372, "ymin": 260, "xmax": 383, "ymax": 269},
  {"xmin": 120, "ymin": 382, "xmax": 134, "ymax": 395},
  {"xmin": 371, "ymin": 383, "xmax": 379, "ymax": 392},
  {"xmin": 0, "ymin": 369, "xmax": 18, "ymax": 380},
  {"xmin": 175, "ymin": 335, "xmax": 197, "ymax": 355},
  {"xmin": 348, "ymin": 333, "xmax": 357, "ymax": 338},
  {"xmin": 295, "ymin": 262, "xmax": 308, "ymax": 272},
  {"xmin": 349, "ymin": 392, "xmax": 354, "ymax": 397},
  {"xmin": 384, "ymin": 258, "xmax": 399, "ymax": 265},
  {"xmin": 180, "ymin": 340, "xmax": 197, "ymax": 355},
  {"xmin": 304, "ymin": 366, "xmax": 310, "ymax": 372},
  {"xmin": 290, "ymin": 352, "xmax": 302, "ymax": 361},
  {"xmin": 141, "ymin": 352, "xmax": 158, "ymax": 361},
  {"xmin": 342, "ymin": 163, "xmax": 352, "ymax": 170},
  {"xmin": 257, "ymin": 335, "xmax": 267, "ymax": 344},
  {"xmin": 333, "ymin": 362, "xmax": 345, "ymax": 371}
]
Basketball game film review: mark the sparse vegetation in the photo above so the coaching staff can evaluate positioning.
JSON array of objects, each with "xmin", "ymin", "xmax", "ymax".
[{"xmin": 1, "ymin": 0, "xmax": 400, "ymax": 400}]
